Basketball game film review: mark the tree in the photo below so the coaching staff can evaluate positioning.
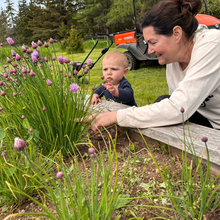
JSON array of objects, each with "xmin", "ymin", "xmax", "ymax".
[
  {"xmin": 25, "ymin": 0, "xmax": 79, "ymax": 42},
  {"xmin": 0, "ymin": 9, "xmax": 8, "ymax": 45},
  {"xmin": 4, "ymin": 0, "xmax": 16, "ymax": 28},
  {"xmin": 61, "ymin": 25, "xmax": 84, "ymax": 53},
  {"xmin": 200, "ymin": 0, "xmax": 220, "ymax": 18},
  {"xmin": 15, "ymin": 0, "xmax": 33, "ymax": 45}
]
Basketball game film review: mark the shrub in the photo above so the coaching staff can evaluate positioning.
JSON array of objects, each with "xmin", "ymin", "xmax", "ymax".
[{"xmin": 61, "ymin": 26, "xmax": 84, "ymax": 54}]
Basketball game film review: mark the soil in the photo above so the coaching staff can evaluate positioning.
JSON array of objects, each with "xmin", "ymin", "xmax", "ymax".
[{"xmin": 0, "ymin": 127, "xmax": 220, "ymax": 220}]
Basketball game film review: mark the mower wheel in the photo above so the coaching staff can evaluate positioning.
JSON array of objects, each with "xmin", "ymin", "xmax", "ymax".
[{"xmin": 124, "ymin": 51, "xmax": 140, "ymax": 70}]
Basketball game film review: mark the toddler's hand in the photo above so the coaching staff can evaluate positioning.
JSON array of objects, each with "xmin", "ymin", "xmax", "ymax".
[
  {"xmin": 102, "ymin": 82, "xmax": 119, "ymax": 98},
  {"xmin": 91, "ymin": 94, "xmax": 102, "ymax": 105}
]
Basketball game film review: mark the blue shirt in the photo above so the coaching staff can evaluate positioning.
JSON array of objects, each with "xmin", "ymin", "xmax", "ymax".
[{"xmin": 94, "ymin": 77, "xmax": 137, "ymax": 106}]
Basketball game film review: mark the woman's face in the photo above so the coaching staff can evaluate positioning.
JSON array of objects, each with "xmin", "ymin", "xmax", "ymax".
[{"xmin": 143, "ymin": 26, "xmax": 178, "ymax": 65}]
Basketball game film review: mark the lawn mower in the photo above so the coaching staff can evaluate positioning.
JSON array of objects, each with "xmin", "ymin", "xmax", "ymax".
[{"xmin": 76, "ymin": 33, "xmax": 113, "ymax": 84}]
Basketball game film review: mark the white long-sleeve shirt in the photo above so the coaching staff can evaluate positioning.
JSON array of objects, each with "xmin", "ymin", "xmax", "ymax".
[{"xmin": 117, "ymin": 28, "xmax": 220, "ymax": 129}]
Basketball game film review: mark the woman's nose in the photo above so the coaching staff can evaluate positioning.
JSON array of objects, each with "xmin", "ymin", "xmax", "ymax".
[{"xmin": 148, "ymin": 45, "xmax": 154, "ymax": 54}]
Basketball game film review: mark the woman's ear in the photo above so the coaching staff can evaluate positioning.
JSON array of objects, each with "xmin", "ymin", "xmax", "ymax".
[{"xmin": 173, "ymin": 26, "xmax": 182, "ymax": 42}]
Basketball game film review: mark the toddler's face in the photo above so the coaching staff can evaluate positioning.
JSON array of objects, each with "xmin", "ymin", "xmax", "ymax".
[{"xmin": 102, "ymin": 57, "xmax": 128, "ymax": 86}]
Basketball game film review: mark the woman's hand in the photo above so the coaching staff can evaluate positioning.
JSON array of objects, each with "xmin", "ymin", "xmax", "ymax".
[{"xmin": 87, "ymin": 111, "xmax": 118, "ymax": 133}]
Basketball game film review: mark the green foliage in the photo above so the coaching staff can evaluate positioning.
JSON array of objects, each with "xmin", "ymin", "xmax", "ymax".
[
  {"xmin": 0, "ymin": 39, "xmax": 94, "ymax": 155},
  {"xmin": 58, "ymin": 22, "xmax": 69, "ymax": 39},
  {"xmin": 0, "ymin": 10, "xmax": 8, "ymax": 45},
  {"xmin": 200, "ymin": 0, "xmax": 220, "ymax": 18},
  {"xmin": 139, "ymin": 115, "xmax": 220, "ymax": 219},
  {"xmin": 1, "ymin": 0, "xmax": 220, "ymax": 47},
  {"xmin": 61, "ymin": 26, "xmax": 84, "ymax": 54},
  {"xmin": 0, "ymin": 139, "xmax": 54, "ymax": 207},
  {"xmin": 3, "ymin": 129, "xmax": 134, "ymax": 219}
]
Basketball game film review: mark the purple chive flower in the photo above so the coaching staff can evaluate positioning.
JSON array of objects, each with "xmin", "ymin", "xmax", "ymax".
[
  {"xmin": 44, "ymin": 57, "xmax": 48, "ymax": 62},
  {"xmin": 7, "ymin": 57, "xmax": 12, "ymax": 63},
  {"xmin": 13, "ymin": 92, "xmax": 17, "ymax": 97},
  {"xmin": 32, "ymin": 56, "xmax": 38, "ymax": 64},
  {"xmin": 3, "ymin": 73, "xmax": 8, "ymax": 78},
  {"xmin": 73, "ymin": 70, "xmax": 78, "ymax": 75},
  {"xmin": 70, "ymin": 84, "xmax": 79, "ymax": 93},
  {"xmin": 44, "ymin": 42, "xmax": 49, "ymax": 48},
  {"xmin": 22, "ymin": 67, "xmax": 27, "ymax": 73},
  {"xmin": 6, "ymin": 37, "xmax": 14, "ymax": 46},
  {"xmin": 58, "ymin": 56, "xmax": 64, "ymax": 64},
  {"xmin": 91, "ymin": 153, "xmax": 97, "ymax": 158},
  {"xmin": 24, "ymin": 77, "xmax": 27, "ymax": 80},
  {"xmin": 15, "ymin": 54, "xmax": 21, "ymax": 61},
  {"xmin": 26, "ymin": 49, "xmax": 33, "ymax": 54},
  {"xmin": 0, "ymin": 43, "xmax": 3, "ymax": 46},
  {"xmin": 56, "ymin": 171, "xmax": 64, "ymax": 179},
  {"xmin": 11, "ymin": 50, "xmax": 16, "ymax": 56},
  {"xmin": 14, "ymin": 133, "xmax": 17, "ymax": 136},
  {"xmin": 0, "ymin": 81, "xmax": 3, "ymax": 85},
  {"xmin": 72, "ymin": 61, "xmax": 77, "ymax": 66},
  {"xmin": 180, "ymin": 107, "xmax": 185, "ymax": 113},
  {"xmin": 32, "ymin": 50, "xmax": 39, "ymax": 58},
  {"xmin": 60, "ymin": 69, "xmax": 63, "ymax": 73},
  {"xmin": 101, "ymin": 76, "xmax": 104, "ymax": 80},
  {"xmin": 68, "ymin": 74, "xmax": 72, "ymax": 78},
  {"xmin": 87, "ymin": 59, "xmax": 92, "ymax": 66},
  {"xmin": 63, "ymin": 57, "xmax": 70, "ymax": 64},
  {"xmin": 29, "ymin": 70, "xmax": 36, "ymax": 76},
  {"xmin": 22, "ymin": 45, "xmax": 27, "ymax": 52},
  {"xmin": 82, "ymin": 64, "xmax": 86, "ymax": 69},
  {"xmin": 84, "ymin": 68, "xmax": 88, "ymax": 74},
  {"xmin": 0, "ymin": 107, "xmax": 3, "ymax": 111},
  {"xmin": 52, "ymin": 56, "xmax": 56, "ymax": 61},
  {"xmin": 92, "ymin": 86, "xmax": 95, "ymax": 90},
  {"xmin": 37, "ymin": 40, "xmax": 43, "ymax": 46},
  {"xmin": 201, "ymin": 136, "xmax": 208, "ymax": 143},
  {"xmin": 47, "ymin": 79, "xmax": 53, "ymax": 86},
  {"xmin": 1, "ymin": 152, "xmax": 5, "ymax": 157},
  {"xmin": 88, "ymin": 147, "xmax": 95, "ymax": 155},
  {"xmin": 21, "ymin": 115, "xmax": 25, "ymax": 119},
  {"xmin": 31, "ymin": 41, "xmax": 38, "ymax": 49},
  {"xmin": 13, "ymin": 62, "xmax": 18, "ymax": 67},
  {"xmin": 1, "ymin": 91, "xmax": 6, "ymax": 96},
  {"xmin": 49, "ymin": 38, "xmax": 54, "ymax": 44},
  {"xmin": 14, "ymin": 137, "xmax": 26, "ymax": 151},
  {"xmin": 43, "ymin": 106, "xmax": 46, "ymax": 111},
  {"xmin": 64, "ymin": 74, "xmax": 67, "ymax": 77},
  {"xmin": 29, "ymin": 128, "xmax": 33, "ymax": 132}
]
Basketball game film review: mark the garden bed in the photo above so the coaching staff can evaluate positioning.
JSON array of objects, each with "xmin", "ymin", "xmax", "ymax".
[{"xmin": 1, "ymin": 127, "xmax": 220, "ymax": 220}]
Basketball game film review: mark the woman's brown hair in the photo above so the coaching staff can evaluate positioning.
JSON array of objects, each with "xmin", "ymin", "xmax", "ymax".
[{"xmin": 141, "ymin": 0, "xmax": 202, "ymax": 39}]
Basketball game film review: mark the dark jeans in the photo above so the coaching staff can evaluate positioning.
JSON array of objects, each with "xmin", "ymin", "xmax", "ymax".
[{"xmin": 154, "ymin": 95, "xmax": 213, "ymax": 128}]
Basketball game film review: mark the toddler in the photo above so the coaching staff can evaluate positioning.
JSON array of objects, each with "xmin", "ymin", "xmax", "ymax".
[{"xmin": 91, "ymin": 50, "xmax": 137, "ymax": 107}]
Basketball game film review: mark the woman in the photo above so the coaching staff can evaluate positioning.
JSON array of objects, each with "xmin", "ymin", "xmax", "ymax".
[{"xmin": 89, "ymin": 0, "xmax": 220, "ymax": 132}]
